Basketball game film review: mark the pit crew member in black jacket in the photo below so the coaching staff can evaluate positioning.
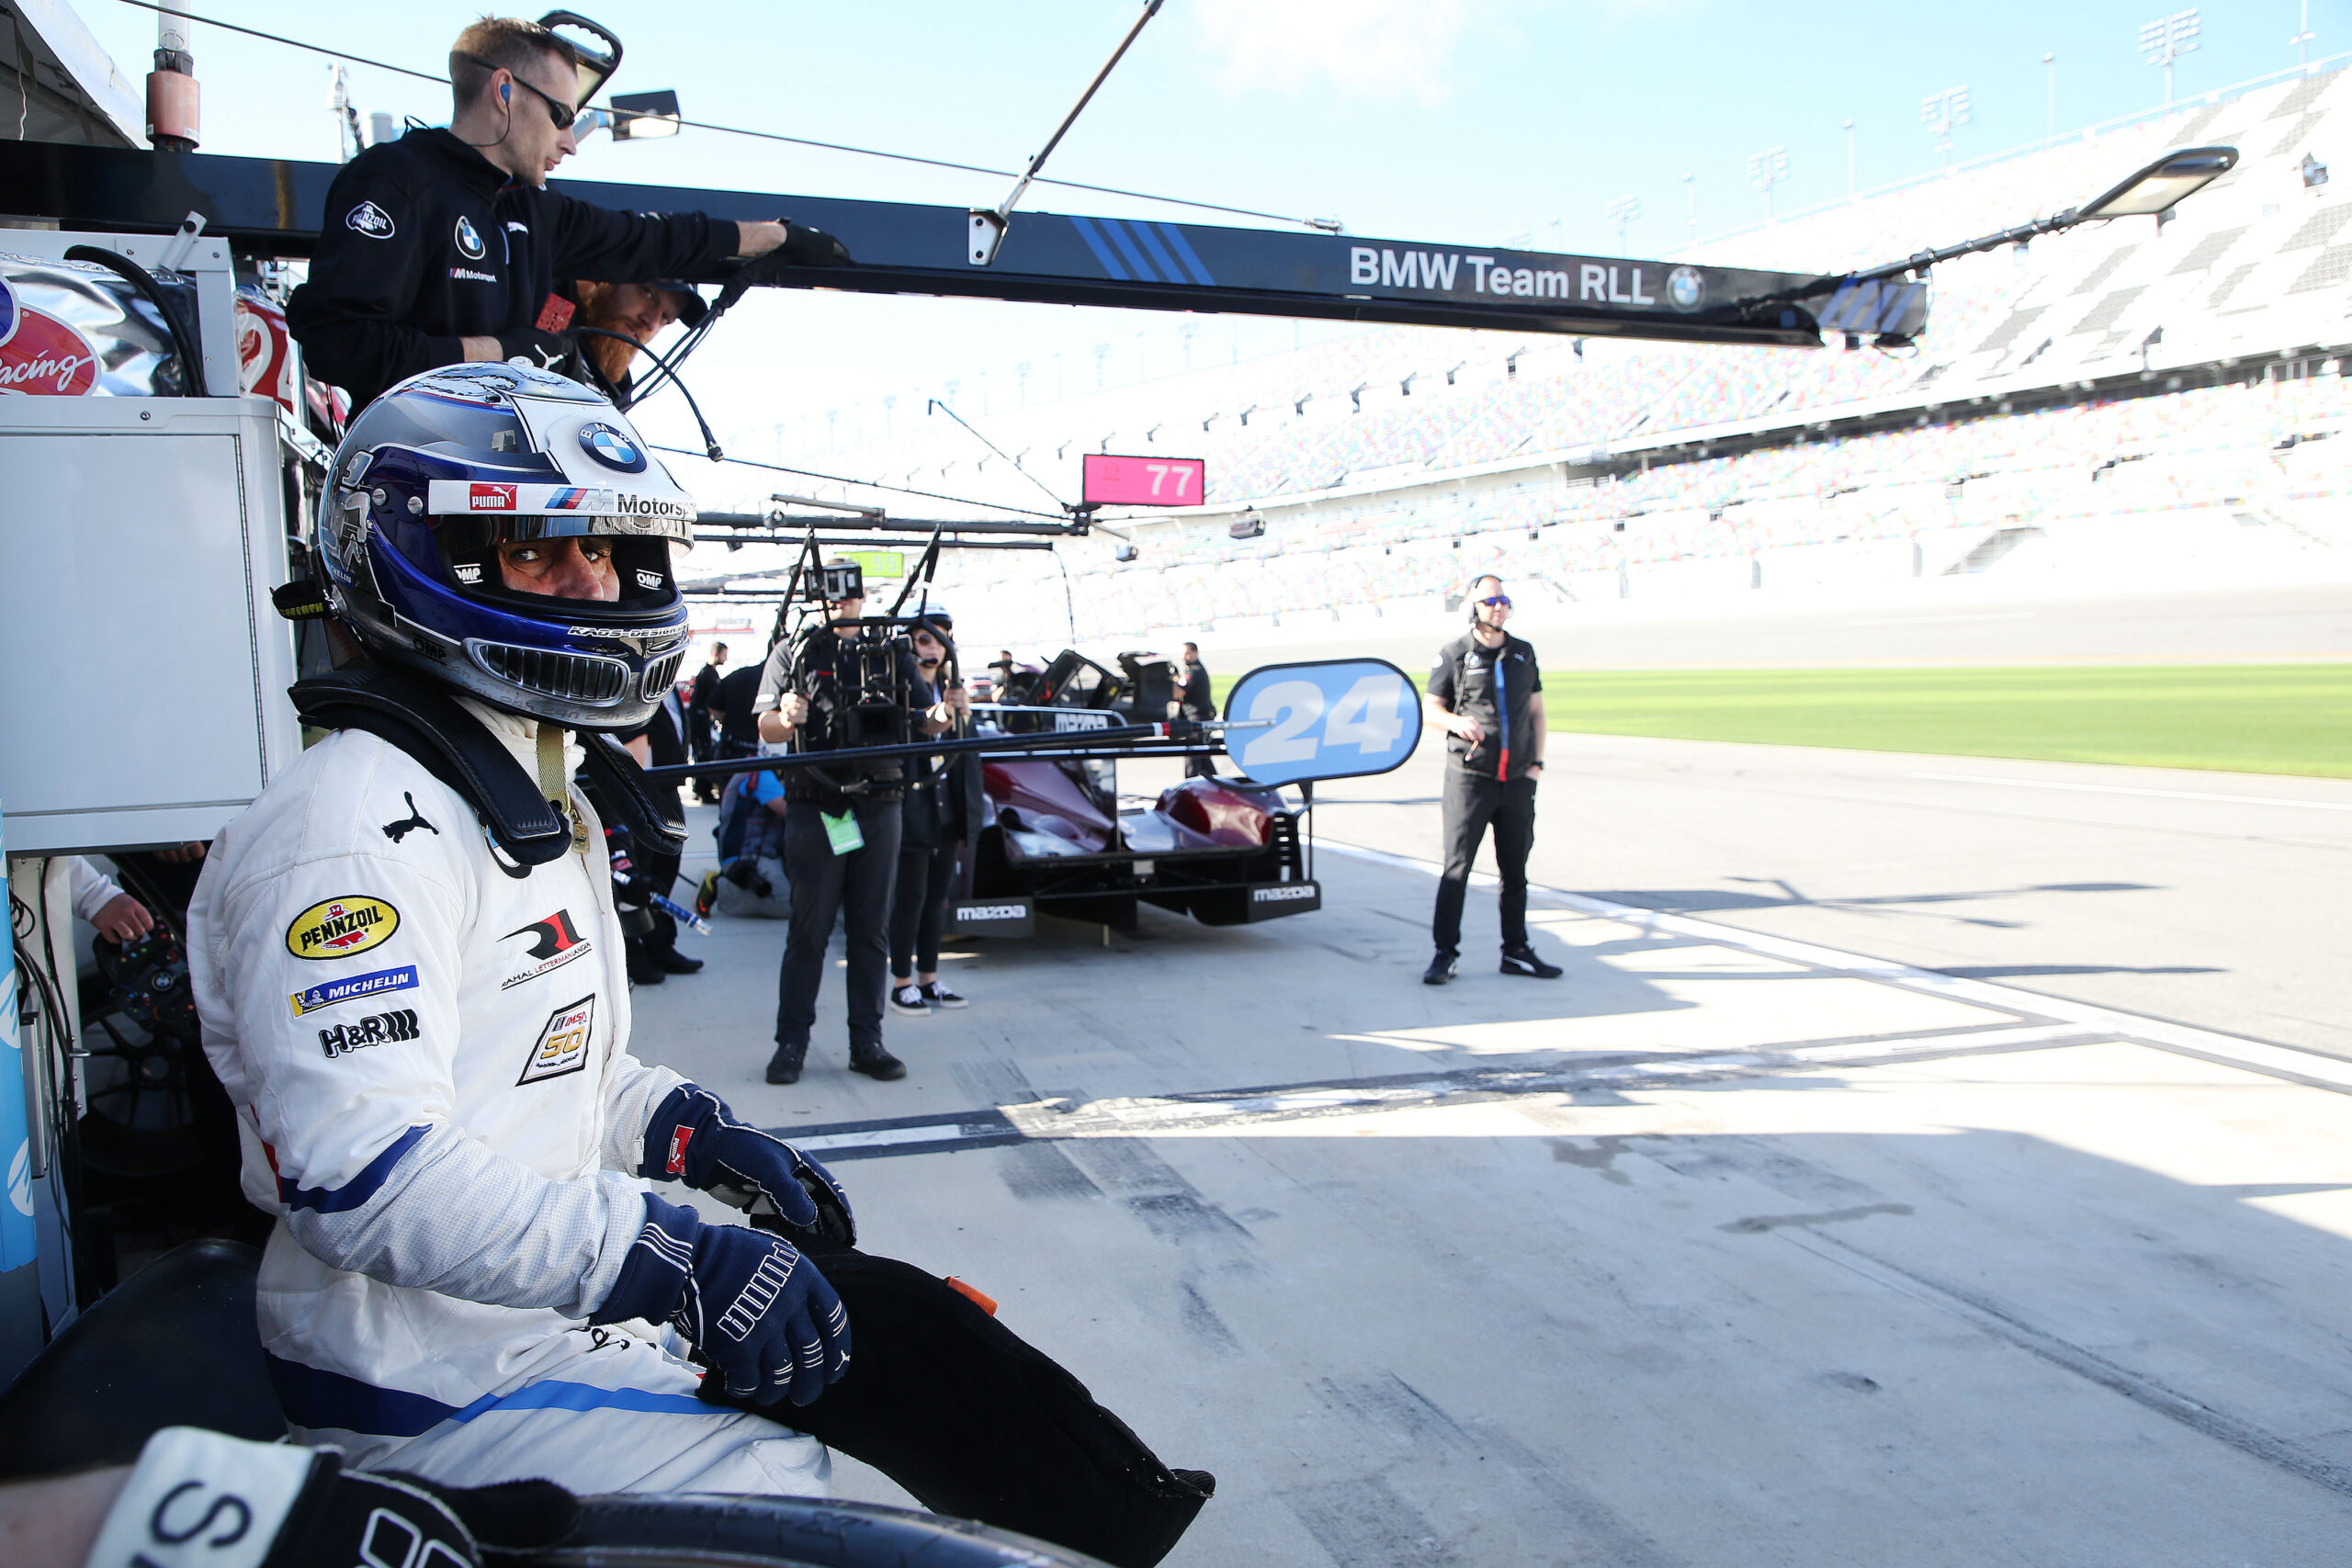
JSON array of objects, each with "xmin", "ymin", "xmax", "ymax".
[
  {"xmin": 286, "ymin": 17, "xmax": 837, "ymax": 411},
  {"xmin": 1422, "ymin": 575, "xmax": 1565, "ymax": 987}
]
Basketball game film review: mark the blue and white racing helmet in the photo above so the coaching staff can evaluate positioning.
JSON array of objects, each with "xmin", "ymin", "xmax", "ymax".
[{"xmin": 320, "ymin": 363, "xmax": 695, "ymax": 729}]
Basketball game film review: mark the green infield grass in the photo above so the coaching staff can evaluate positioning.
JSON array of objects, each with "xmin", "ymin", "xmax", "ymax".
[{"xmin": 1211, "ymin": 663, "xmax": 2352, "ymax": 777}]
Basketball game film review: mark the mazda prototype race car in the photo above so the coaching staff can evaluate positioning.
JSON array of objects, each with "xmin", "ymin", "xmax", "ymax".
[{"xmin": 950, "ymin": 649, "xmax": 1319, "ymax": 938}]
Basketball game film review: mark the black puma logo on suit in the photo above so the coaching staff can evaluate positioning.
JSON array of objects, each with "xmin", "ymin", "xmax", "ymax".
[{"xmin": 382, "ymin": 793, "xmax": 439, "ymax": 843}]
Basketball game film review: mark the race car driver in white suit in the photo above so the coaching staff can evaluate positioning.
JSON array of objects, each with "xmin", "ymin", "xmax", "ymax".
[{"xmin": 189, "ymin": 363, "xmax": 852, "ymax": 1493}]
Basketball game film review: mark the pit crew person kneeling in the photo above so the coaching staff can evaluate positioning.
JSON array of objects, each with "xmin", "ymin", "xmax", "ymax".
[
  {"xmin": 1422, "ymin": 574, "xmax": 1564, "ymax": 986},
  {"xmin": 188, "ymin": 364, "xmax": 855, "ymax": 1493}
]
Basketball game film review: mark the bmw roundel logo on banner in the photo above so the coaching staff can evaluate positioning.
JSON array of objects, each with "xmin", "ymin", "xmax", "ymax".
[
  {"xmin": 578, "ymin": 422, "xmax": 648, "ymax": 473},
  {"xmin": 1667, "ymin": 265, "xmax": 1706, "ymax": 313},
  {"xmin": 454, "ymin": 215, "xmax": 487, "ymax": 260}
]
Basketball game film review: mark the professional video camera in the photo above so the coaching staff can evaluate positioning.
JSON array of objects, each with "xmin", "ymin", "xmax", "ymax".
[{"xmin": 775, "ymin": 543, "xmax": 963, "ymax": 791}]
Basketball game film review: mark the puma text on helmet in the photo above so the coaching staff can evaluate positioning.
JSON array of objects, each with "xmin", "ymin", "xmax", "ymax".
[{"xmin": 320, "ymin": 363, "xmax": 695, "ymax": 728}]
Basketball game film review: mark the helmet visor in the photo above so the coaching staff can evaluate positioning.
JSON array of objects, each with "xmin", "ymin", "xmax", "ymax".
[{"xmin": 435, "ymin": 517, "xmax": 681, "ymax": 616}]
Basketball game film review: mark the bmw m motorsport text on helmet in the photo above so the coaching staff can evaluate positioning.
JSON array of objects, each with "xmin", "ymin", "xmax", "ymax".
[{"xmin": 321, "ymin": 362, "xmax": 695, "ymax": 729}]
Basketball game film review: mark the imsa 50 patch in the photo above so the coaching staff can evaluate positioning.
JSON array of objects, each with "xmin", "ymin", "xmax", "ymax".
[
  {"xmin": 285, "ymin": 896, "xmax": 401, "ymax": 960},
  {"xmin": 520, "ymin": 995, "xmax": 596, "ymax": 1084}
]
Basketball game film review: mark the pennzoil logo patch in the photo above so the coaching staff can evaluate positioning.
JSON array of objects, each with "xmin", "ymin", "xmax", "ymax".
[
  {"xmin": 519, "ymin": 995, "xmax": 596, "ymax": 1084},
  {"xmin": 285, "ymin": 896, "xmax": 401, "ymax": 960}
]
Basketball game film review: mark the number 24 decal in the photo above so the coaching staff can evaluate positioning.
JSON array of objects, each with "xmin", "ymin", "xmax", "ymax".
[{"xmin": 1239, "ymin": 675, "xmax": 1406, "ymax": 767}]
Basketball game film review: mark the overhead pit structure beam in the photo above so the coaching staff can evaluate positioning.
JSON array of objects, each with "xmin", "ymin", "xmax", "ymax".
[{"xmin": 0, "ymin": 141, "xmax": 1917, "ymax": 348}]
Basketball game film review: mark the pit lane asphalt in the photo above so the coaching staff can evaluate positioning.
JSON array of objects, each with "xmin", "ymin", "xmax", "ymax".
[{"xmin": 636, "ymin": 733, "xmax": 2352, "ymax": 1564}]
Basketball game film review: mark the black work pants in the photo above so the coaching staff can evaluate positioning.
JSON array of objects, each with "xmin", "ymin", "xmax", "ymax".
[
  {"xmin": 632, "ymin": 844, "xmax": 682, "ymax": 956},
  {"xmin": 1430, "ymin": 767, "xmax": 1537, "ymax": 957},
  {"xmin": 889, "ymin": 839, "xmax": 958, "ymax": 979},
  {"xmin": 688, "ymin": 714, "xmax": 718, "ymax": 796},
  {"xmin": 776, "ymin": 797, "xmax": 904, "ymax": 1053}
]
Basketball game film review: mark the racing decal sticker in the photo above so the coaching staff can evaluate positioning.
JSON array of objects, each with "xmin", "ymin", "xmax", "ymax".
[
  {"xmin": 666, "ymin": 1125, "xmax": 694, "ymax": 1176},
  {"xmin": 285, "ymin": 897, "xmax": 401, "ymax": 961},
  {"xmin": 345, "ymin": 200, "xmax": 396, "ymax": 239},
  {"xmin": 634, "ymin": 569, "xmax": 663, "ymax": 591},
  {"xmin": 453, "ymin": 562, "xmax": 484, "ymax": 584},
  {"xmin": 320, "ymin": 1009, "xmax": 420, "ymax": 1058},
  {"xmin": 501, "ymin": 908, "xmax": 593, "ymax": 990},
  {"xmin": 577, "ymin": 421, "xmax": 649, "ymax": 474},
  {"xmin": 0, "ymin": 279, "xmax": 99, "ymax": 397},
  {"xmin": 518, "ymin": 995, "xmax": 596, "ymax": 1084},
  {"xmin": 427, "ymin": 480, "xmax": 614, "ymax": 516},
  {"xmin": 455, "ymin": 214, "xmax": 487, "ymax": 260},
  {"xmin": 289, "ymin": 964, "xmax": 419, "ymax": 1018}
]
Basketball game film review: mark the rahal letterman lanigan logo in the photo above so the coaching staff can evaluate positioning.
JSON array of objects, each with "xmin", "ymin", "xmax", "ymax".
[{"xmin": 502, "ymin": 908, "xmax": 593, "ymax": 989}]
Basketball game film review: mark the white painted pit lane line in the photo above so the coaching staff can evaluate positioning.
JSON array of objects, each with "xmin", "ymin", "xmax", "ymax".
[
  {"xmin": 1907, "ymin": 773, "xmax": 2352, "ymax": 812},
  {"xmin": 775, "ymin": 1022, "xmax": 2109, "ymax": 1160},
  {"xmin": 1316, "ymin": 839, "xmax": 2352, "ymax": 1095}
]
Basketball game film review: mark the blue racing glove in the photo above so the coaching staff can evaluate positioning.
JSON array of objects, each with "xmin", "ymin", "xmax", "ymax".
[
  {"xmin": 643, "ymin": 1084, "xmax": 855, "ymax": 1244},
  {"xmin": 594, "ymin": 1192, "xmax": 850, "ymax": 1407}
]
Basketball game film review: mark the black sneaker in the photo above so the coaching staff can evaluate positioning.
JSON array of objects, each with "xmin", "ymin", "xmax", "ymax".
[
  {"xmin": 1422, "ymin": 953, "xmax": 1459, "ymax": 986},
  {"xmin": 656, "ymin": 949, "xmax": 704, "ymax": 975},
  {"xmin": 626, "ymin": 953, "xmax": 667, "ymax": 986},
  {"xmin": 764, "ymin": 1043, "xmax": 807, "ymax": 1085},
  {"xmin": 1500, "ymin": 946, "xmax": 1564, "ymax": 979},
  {"xmin": 921, "ymin": 981, "xmax": 968, "ymax": 1010},
  {"xmin": 889, "ymin": 983, "xmax": 928, "ymax": 1017},
  {"xmin": 849, "ymin": 1043, "xmax": 907, "ymax": 1081}
]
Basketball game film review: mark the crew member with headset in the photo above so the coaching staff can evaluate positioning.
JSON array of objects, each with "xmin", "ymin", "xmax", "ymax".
[
  {"xmin": 688, "ymin": 639, "xmax": 729, "ymax": 801},
  {"xmin": 755, "ymin": 571, "xmax": 956, "ymax": 1086},
  {"xmin": 889, "ymin": 604, "xmax": 979, "ymax": 1018},
  {"xmin": 1421, "ymin": 574, "xmax": 1565, "ymax": 986},
  {"xmin": 1179, "ymin": 641, "xmax": 1215, "ymax": 778},
  {"xmin": 287, "ymin": 16, "xmax": 844, "ymax": 412},
  {"xmin": 188, "ymin": 364, "xmax": 855, "ymax": 1489}
]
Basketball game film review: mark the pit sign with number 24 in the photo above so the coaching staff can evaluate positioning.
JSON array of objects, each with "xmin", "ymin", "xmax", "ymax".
[{"xmin": 1219, "ymin": 659, "xmax": 1423, "ymax": 787}]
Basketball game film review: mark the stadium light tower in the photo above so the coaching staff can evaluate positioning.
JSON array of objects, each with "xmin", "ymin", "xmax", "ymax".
[
  {"xmin": 1921, "ymin": 85, "xmax": 1972, "ymax": 168},
  {"xmin": 2291, "ymin": 1, "xmax": 2315, "ymax": 70},
  {"xmin": 1747, "ymin": 145, "xmax": 1789, "ymax": 223},
  {"xmin": 1606, "ymin": 195, "xmax": 1641, "ymax": 248},
  {"xmin": 2139, "ymin": 9, "xmax": 2199, "ymax": 107}
]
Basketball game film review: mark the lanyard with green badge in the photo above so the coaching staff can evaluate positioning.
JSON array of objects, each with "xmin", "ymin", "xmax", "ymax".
[{"xmin": 820, "ymin": 807, "xmax": 864, "ymax": 855}]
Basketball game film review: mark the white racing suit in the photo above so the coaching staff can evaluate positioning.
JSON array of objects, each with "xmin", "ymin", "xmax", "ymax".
[{"xmin": 187, "ymin": 703, "xmax": 827, "ymax": 1495}]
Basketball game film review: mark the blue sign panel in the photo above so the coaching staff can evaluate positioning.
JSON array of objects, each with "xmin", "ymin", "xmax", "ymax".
[{"xmin": 1222, "ymin": 659, "xmax": 1423, "ymax": 788}]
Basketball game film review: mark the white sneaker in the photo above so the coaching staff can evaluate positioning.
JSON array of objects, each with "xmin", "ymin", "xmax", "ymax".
[
  {"xmin": 888, "ymin": 983, "xmax": 929, "ymax": 1017},
  {"xmin": 922, "ymin": 981, "xmax": 968, "ymax": 1010}
]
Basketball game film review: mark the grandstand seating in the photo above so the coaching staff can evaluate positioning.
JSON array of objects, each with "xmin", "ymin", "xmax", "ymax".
[{"xmin": 695, "ymin": 65, "xmax": 2352, "ymax": 648}]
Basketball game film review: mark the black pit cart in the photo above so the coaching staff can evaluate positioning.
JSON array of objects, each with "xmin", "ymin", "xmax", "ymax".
[{"xmin": 950, "ymin": 649, "xmax": 1320, "ymax": 936}]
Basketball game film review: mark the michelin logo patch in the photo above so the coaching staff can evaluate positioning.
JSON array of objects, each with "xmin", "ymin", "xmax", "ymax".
[
  {"xmin": 519, "ymin": 995, "xmax": 596, "ymax": 1084},
  {"xmin": 289, "ymin": 964, "xmax": 418, "ymax": 1017},
  {"xmin": 286, "ymin": 896, "xmax": 401, "ymax": 960}
]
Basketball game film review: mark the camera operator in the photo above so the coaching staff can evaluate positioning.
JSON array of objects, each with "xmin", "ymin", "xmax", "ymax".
[
  {"xmin": 754, "ymin": 569, "xmax": 956, "ymax": 1085},
  {"xmin": 889, "ymin": 606, "xmax": 980, "ymax": 1017}
]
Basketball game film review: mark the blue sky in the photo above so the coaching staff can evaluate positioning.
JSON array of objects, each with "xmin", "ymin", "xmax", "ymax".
[{"xmin": 70, "ymin": 0, "xmax": 2350, "ymax": 468}]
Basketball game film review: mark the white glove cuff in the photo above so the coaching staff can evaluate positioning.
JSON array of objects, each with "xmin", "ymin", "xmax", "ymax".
[{"xmin": 83, "ymin": 1427, "xmax": 322, "ymax": 1568}]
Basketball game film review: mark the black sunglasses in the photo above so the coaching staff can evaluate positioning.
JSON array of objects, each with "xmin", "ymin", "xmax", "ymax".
[{"xmin": 458, "ymin": 52, "xmax": 578, "ymax": 130}]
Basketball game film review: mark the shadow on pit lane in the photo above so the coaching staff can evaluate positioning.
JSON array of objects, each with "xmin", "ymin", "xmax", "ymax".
[
  {"xmin": 1588, "ymin": 876, "xmax": 2164, "ymax": 931},
  {"xmin": 898, "ymin": 1123, "xmax": 2352, "ymax": 1566}
]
